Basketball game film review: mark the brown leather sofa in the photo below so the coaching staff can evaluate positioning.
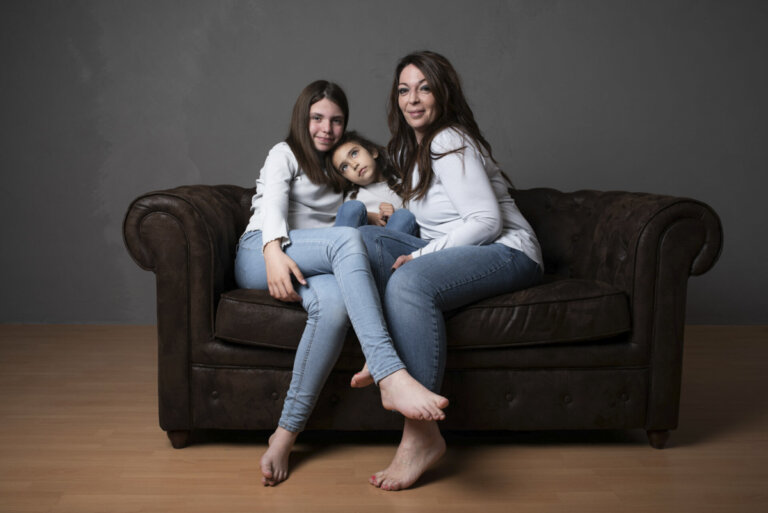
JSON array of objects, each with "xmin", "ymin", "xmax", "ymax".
[{"xmin": 123, "ymin": 185, "xmax": 722, "ymax": 450}]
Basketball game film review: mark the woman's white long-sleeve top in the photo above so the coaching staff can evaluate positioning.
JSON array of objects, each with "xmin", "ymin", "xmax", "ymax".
[
  {"xmin": 408, "ymin": 128, "xmax": 543, "ymax": 267},
  {"xmin": 244, "ymin": 142, "xmax": 343, "ymax": 248}
]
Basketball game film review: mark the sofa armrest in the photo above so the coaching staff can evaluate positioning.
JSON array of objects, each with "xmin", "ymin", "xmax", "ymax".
[
  {"xmin": 512, "ymin": 187, "xmax": 723, "ymax": 432},
  {"xmin": 123, "ymin": 184, "xmax": 252, "ymax": 430}
]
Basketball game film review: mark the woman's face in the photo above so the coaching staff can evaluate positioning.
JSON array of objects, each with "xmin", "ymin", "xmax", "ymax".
[
  {"xmin": 397, "ymin": 64, "xmax": 437, "ymax": 142},
  {"xmin": 332, "ymin": 142, "xmax": 379, "ymax": 187},
  {"xmin": 309, "ymin": 98, "xmax": 345, "ymax": 152}
]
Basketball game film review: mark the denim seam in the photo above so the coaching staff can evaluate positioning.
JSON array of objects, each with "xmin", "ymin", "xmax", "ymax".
[{"xmin": 278, "ymin": 306, "xmax": 318, "ymax": 433}]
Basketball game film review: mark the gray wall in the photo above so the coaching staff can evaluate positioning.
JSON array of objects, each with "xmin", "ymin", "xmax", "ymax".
[{"xmin": 1, "ymin": 0, "xmax": 766, "ymax": 324}]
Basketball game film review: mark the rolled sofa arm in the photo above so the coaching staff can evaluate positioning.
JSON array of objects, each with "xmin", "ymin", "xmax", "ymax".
[
  {"xmin": 123, "ymin": 184, "xmax": 251, "ymax": 431},
  {"xmin": 630, "ymin": 196, "xmax": 722, "ymax": 432},
  {"xmin": 513, "ymin": 188, "xmax": 723, "ymax": 435}
]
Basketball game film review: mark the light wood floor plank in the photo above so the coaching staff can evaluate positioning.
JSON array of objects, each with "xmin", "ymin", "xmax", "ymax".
[{"xmin": 0, "ymin": 325, "xmax": 766, "ymax": 512}]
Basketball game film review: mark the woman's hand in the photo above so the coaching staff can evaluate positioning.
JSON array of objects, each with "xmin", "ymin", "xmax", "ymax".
[
  {"xmin": 263, "ymin": 240, "xmax": 306, "ymax": 302},
  {"xmin": 392, "ymin": 254, "xmax": 413, "ymax": 271},
  {"xmin": 379, "ymin": 202, "xmax": 395, "ymax": 223}
]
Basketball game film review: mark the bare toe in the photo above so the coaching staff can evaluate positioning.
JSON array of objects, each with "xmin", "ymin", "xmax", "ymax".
[{"xmin": 351, "ymin": 363, "xmax": 374, "ymax": 388}]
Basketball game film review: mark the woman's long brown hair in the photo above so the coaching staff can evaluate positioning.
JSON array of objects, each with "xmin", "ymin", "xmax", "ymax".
[
  {"xmin": 285, "ymin": 80, "xmax": 349, "ymax": 192},
  {"xmin": 387, "ymin": 51, "xmax": 496, "ymax": 201}
]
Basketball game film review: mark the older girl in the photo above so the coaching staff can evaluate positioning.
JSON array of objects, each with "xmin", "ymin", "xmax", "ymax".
[{"xmin": 234, "ymin": 80, "xmax": 448, "ymax": 487}]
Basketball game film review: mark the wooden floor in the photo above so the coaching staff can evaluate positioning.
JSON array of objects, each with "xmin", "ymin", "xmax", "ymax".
[{"xmin": 0, "ymin": 325, "xmax": 766, "ymax": 513}]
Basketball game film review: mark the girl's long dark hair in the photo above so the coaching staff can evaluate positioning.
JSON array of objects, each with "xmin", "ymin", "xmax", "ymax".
[
  {"xmin": 286, "ymin": 80, "xmax": 348, "ymax": 192},
  {"xmin": 326, "ymin": 131, "xmax": 401, "ymax": 199},
  {"xmin": 387, "ymin": 51, "xmax": 496, "ymax": 201}
]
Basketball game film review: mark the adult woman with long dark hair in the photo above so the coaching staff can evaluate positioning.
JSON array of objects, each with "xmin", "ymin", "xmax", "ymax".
[{"xmin": 358, "ymin": 51, "xmax": 543, "ymax": 491}]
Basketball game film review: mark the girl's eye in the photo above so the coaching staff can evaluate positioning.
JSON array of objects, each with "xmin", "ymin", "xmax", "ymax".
[
  {"xmin": 311, "ymin": 115, "xmax": 321, "ymax": 121},
  {"xmin": 351, "ymin": 150, "xmax": 358, "ymax": 157},
  {"xmin": 340, "ymin": 164, "xmax": 347, "ymax": 172},
  {"xmin": 332, "ymin": 119, "xmax": 343, "ymax": 125}
]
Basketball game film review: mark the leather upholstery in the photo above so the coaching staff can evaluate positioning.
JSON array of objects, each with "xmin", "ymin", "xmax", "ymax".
[{"xmin": 124, "ymin": 185, "xmax": 722, "ymax": 439}]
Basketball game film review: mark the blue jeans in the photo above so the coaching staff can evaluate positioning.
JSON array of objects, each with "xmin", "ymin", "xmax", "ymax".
[
  {"xmin": 359, "ymin": 226, "xmax": 542, "ymax": 392},
  {"xmin": 234, "ymin": 227, "xmax": 405, "ymax": 432},
  {"xmin": 335, "ymin": 200, "xmax": 419, "ymax": 236}
]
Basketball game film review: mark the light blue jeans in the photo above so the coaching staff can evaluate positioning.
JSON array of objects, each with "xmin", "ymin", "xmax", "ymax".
[
  {"xmin": 359, "ymin": 226, "xmax": 542, "ymax": 392},
  {"xmin": 335, "ymin": 200, "xmax": 420, "ymax": 236},
  {"xmin": 234, "ymin": 227, "xmax": 405, "ymax": 432}
]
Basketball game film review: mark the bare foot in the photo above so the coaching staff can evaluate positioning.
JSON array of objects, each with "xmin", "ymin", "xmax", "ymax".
[
  {"xmin": 350, "ymin": 362, "xmax": 374, "ymax": 388},
  {"xmin": 378, "ymin": 369, "xmax": 449, "ymax": 421},
  {"xmin": 260, "ymin": 427, "xmax": 298, "ymax": 486},
  {"xmin": 370, "ymin": 419, "xmax": 446, "ymax": 491}
]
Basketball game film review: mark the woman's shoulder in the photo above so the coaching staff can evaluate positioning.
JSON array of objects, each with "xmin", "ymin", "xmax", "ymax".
[{"xmin": 430, "ymin": 126, "xmax": 475, "ymax": 153}]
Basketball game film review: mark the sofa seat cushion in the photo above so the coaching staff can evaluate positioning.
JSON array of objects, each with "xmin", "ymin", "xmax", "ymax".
[
  {"xmin": 214, "ymin": 277, "xmax": 630, "ymax": 351},
  {"xmin": 445, "ymin": 277, "xmax": 630, "ymax": 349}
]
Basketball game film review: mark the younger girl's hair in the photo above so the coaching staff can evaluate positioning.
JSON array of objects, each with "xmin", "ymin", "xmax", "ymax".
[
  {"xmin": 286, "ymin": 80, "xmax": 349, "ymax": 192},
  {"xmin": 326, "ymin": 131, "xmax": 401, "ymax": 199}
]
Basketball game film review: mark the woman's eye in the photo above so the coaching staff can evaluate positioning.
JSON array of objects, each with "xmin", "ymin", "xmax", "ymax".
[
  {"xmin": 398, "ymin": 88, "xmax": 408, "ymax": 95},
  {"xmin": 420, "ymin": 85, "xmax": 431, "ymax": 93},
  {"xmin": 332, "ymin": 118, "xmax": 343, "ymax": 125},
  {"xmin": 311, "ymin": 115, "xmax": 321, "ymax": 121}
]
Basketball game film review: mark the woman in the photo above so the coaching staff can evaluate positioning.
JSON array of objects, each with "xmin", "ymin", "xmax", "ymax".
[
  {"xmin": 234, "ymin": 80, "xmax": 448, "ymax": 486},
  {"xmin": 358, "ymin": 51, "xmax": 543, "ymax": 491}
]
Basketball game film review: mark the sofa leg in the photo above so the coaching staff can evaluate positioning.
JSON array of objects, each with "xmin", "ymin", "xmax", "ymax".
[
  {"xmin": 167, "ymin": 430, "xmax": 192, "ymax": 449},
  {"xmin": 647, "ymin": 429, "xmax": 671, "ymax": 449}
]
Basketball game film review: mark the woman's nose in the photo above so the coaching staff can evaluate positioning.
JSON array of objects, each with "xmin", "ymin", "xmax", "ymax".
[{"xmin": 408, "ymin": 90, "xmax": 419, "ymax": 104}]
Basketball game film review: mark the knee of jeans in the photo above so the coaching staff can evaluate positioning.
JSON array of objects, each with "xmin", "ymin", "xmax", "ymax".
[
  {"xmin": 304, "ymin": 289, "xmax": 349, "ymax": 327},
  {"xmin": 331, "ymin": 225, "xmax": 365, "ymax": 252},
  {"xmin": 339, "ymin": 200, "xmax": 366, "ymax": 215},
  {"xmin": 390, "ymin": 209, "xmax": 415, "ymax": 222}
]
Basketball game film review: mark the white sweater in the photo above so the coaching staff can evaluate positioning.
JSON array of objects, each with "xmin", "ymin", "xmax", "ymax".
[
  {"xmin": 352, "ymin": 181, "xmax": 404, "ymax": 211},
  {"xmin": 244, "ymin": 142, "xmax": 343, "ymax": 248},
  {"xmin": 408, "ymin": 128, "xmax": 542, "ymax": 266}
]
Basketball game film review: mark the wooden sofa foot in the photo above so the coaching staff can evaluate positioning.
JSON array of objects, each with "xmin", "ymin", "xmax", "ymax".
[
  {"xmin": 647, "ymin": 429, "xmax": 671, "ymax": 449},
  {"xmin": 167, "ymin": 430, "xmax": 192, "ymax": 449}
]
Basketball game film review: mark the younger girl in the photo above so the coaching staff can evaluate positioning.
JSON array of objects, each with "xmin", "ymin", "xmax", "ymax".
[
  {"xmin": 234, "ymin": 80, "xmax": 448, "ymax": 487},
  {"xmin": 330, "ymin": 131, "xmax": 418, "ymax": 236}
]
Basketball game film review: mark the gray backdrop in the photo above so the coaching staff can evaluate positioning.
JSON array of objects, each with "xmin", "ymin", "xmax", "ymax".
[{"xmin": 1, "ymin": 0, "xmax": 766, "ymax": 324}]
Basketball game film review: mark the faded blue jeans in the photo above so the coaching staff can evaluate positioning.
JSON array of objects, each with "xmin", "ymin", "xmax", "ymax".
[
  {"xmin": 234, "ymin": 227, "xmax": 405, "ymax": 432},
  {"xmin": 335, "ymin": 200, "xmax": 419, "ymax": 236},
  {"xmin": 359, "ymin": 226, "xmax": 542, "ymax": 392}
]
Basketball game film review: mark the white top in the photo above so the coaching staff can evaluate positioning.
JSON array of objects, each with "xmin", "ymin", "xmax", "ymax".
[
  {"xmin": 408, "ymin": 128, "xmax": 542, "ymax": 266},
  {"xmin": 245, "ymin": 142, "xmax": 343, "ymax": 248},
  {"xmin": 353, "ymin": 181, "xmax": 404, "ymax": 211}
]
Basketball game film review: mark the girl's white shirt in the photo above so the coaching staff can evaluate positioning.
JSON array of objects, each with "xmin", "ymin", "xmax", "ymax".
[
  {"xmin": 408, "ymin": 128, "xmax": 543, "ymax": 266},
  {"xmin": 245, "ymin": 142, "xmax": 343, "ymax": 249},
  {"xmin": 352, "ymin": 181, "xmax": 404, "ymax": 211}
]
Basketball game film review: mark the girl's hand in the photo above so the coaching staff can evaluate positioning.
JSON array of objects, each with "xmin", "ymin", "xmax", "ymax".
[
  {"xmin": 367, "ymin": 211, "xmax": 387, "ymax": 227},
  {"xmin": 392, "ymin": 254, "xmax": 413, "ymax": 270},
  {"xmin": 379, "ymin": 202, "xmax": 395, "ymax": 223},
  {"xmin": 263, "ymin": 240, "xmax": 306, "ymax": 302}
]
